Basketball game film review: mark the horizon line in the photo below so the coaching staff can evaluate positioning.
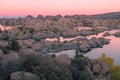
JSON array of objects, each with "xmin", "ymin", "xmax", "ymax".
[{"xmin": 0, "ymin": 11, "xmax": 120, "ymax": 18}]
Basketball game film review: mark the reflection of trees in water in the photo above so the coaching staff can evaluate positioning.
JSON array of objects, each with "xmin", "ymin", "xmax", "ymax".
[{"xmin": 99, "ymin": 53, "xmax": 120, "ymax": 80}]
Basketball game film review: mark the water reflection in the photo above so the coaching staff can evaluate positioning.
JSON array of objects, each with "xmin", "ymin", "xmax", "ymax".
[
  {"xmin": 85, "ymin": 36, "xmax": 120, "ymax": 65},
  {"xmin": 0, "ymin": 24, "xmax": 12, "ymax": 31},
  {"xmin": 46, "ymin": 36, "xmax": 81, "ymax": 42},
  {"xmin": 48, "ymin": 30, "xmax": 120, "ymax": 65},
  {"xmin": 74, "ymin": 26, "xmax": 92, "ymax": 31}
]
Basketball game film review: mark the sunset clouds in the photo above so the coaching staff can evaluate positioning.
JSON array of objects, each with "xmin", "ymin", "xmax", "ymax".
[{"xmin": 0, "ymin": 0, "xmax": 120, "ymax": 17}]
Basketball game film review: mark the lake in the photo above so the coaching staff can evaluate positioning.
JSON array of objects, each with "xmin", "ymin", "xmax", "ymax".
[{"xmin": 48, "ymin": 29, "xmax": 120, "ymax": 65}]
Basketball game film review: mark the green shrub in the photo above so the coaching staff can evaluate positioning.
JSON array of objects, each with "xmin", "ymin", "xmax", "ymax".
[
  {"xmin": 8, "ymin": 40, "xmax": 20, "ymax": 51},
  {"xmin": 56, "ymin": 35, "xmax": 60, "ymax": 42},
  {"xmin": 1, "ymin": 46, "xmax": 10, "ymax": 54},
  {"xmin": 111, "ymin": 66, "xmax": 120, "ymax": 80},
  {"xmin": 21, "ymin": 54, "xmax": 39, "ymax": 71},
  {"xmin": 29, "ymin": 28, "xmax": 35, "ymax": 34},
  {"xmin": 50, "ymin": 43, "xmax": 56, "ymax": 49},
  {"xmin": 51, "ymin": 54, "xmax": 56, "ymax": 58},
  {"xmin": 1, "ymin": 34, "xmax": 9, "ymax": 41},
  {"xmin": 70, "ymin": 53, "xmax": 93, "ymax": 80}
]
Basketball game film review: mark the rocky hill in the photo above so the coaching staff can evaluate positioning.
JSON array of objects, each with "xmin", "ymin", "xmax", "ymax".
[
  {"xmin": 89, "ymin": 11, "xmax": 120, "ymax": 19},
  {"xmin": 0, "ymin": 11, "xmax": 120, "ymax": 27}
]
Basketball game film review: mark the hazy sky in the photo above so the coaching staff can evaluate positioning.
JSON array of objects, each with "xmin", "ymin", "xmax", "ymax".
[{"xmin": 0, "ymin": 0, "xmax": 120, "ymax": 17}]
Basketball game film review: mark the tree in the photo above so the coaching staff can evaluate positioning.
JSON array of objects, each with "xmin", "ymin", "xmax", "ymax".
[
  {"xmin": 1, "ymin": 30, "xmax": 9, "ymax": 41},
  {"xmin": 51, "ymin": 54, "xmax": 56, "ymax": 58},
  {"xmin": 74, "ymin": 49, "xmax": 84, "ymax": 59},
  {"xmin": 21, "ymin": 54, "xmax": 39, "ymax": 71},
  {"xmin": 76, "ymin": 38, "xmax": 80, "ymax": 44},
  {"xmin": 8, "ymin": 40, "xmax": 20, "ymax": 51},
  {"xmin": 29, "ymin": 28, "xmax": 35, "ymax": 34},
  {"xmin": 50, "ymin": 42, "xmax": 56, "ymax": 49},
  {"xmin": 70, "ymin": 55, "xmax": 93, "ymax": 80},
  {"xmin": 111, "ymin": 66, "xmax": 120, "ymax": 80},
  {"xmin": 56, "ymin": 35, "xmax": 60, "ymax": 42},
  {"xmin": 18, "ymin": 32, "xmax": 24, "ymax": 39}
]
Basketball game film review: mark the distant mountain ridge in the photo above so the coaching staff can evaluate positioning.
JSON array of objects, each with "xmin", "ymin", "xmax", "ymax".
[
  {"xmin": 89, "ymin": 11, "xmax": 120, "ymax": 19},
  {"xmin": 0, "ymin": 11, "xmax": 120, "ymax": 19}
]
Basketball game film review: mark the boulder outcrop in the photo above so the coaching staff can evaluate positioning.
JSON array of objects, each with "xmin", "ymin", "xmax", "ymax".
[
  {"xmin": 10, "ymin": 71, "xmax": 40, "ymax": 80},
  {"xmin": 87, "ymin": 58, "xmax": 111, "ymax": 80}
]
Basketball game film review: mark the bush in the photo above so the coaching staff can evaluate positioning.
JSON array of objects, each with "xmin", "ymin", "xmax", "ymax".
[
  {"xmin": 1, "ymin": 46, "xmax": 10, "ymax": 54},
  {"xmin": 51, "ymin": 54, "xmax": 56, "ymax": 58},
  {"xmin": 29, "ymin": 28, "xmax": 35, "ymax": 34},
  {"xmin": 8, "ymin": 40, "xmax": 20, "ymax": 51},
  {"xmin": 21, "ymin": 54, "xmax": 39, "ymax": 71},
  {"xmin": 50, "ymin": 42, "xmax": 56, "ymax": 49},
  {"xmin": 111, "ymin": 66, "xmax": 120, "ymax": 80},
  {"xmin": 56, "ymin": 35, "xmax": 60, "ymax": 42},
  {"xmin": 1, "ymin": 34, "xmax": 9, "ymax": 41}
]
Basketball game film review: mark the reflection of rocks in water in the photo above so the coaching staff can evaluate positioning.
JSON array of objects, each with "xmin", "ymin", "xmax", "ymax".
[
  {"xmin": 79, "ymin": 41, "xmax": 91, "ymax": 52},
  {"xmin": 114, "ymin": 31, "xmax": 120, "ymax": 37},
  {"xmin": 0, "ymin": 25, "xmax": 12, "ymax": 31},
  {"xmin": 103, "ymin": 32, "xmax": 111, "ymax": 37},
  {"xmin": 78, "ymin": 37, "xmax": 110, "ymax": 53},
  {"xmin": 47, "ymin": 37, "xmax": 110, "ymax": 54}
]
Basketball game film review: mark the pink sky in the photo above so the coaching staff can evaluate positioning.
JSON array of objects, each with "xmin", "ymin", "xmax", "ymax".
[{"xmin": 0, "ymin": 0, "xmax": 120, "ymax": 17}]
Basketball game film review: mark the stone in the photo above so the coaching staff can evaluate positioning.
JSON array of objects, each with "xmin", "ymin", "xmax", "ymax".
[
  {"xmin": 79, "ymin": 41, "xmax": 90, "ymax": 52},
  {"xmin": 88, "ymin": 40, "xmax": 97, "ymax": 48},
  {"xmin": 1, "ymin": 53, "xmax": 22, "ymax": 76},
  {"xmin": 92, "ymin": 64, "xmax": 102, "ymax": 75},
  {"xmin": 0, "ymin": 49, "xmax": 4, "ymax": 58},
  {"xmin": 10, "ymin": 71, "xmax": 40, "ymax": 80},
  {"xmin": 19, "ymin": 48, "xmax": 34, "ymax": 55},
  {"xmin": 97, "ymin": 59, "xmax": 110, "ymax": 75},
  {"xmin": 88, "ymin": 58, "xmax": 111, "ymax": 80},
  {"xmin": 55, "ymin": 54, "xmax": 71, "ymax": 65},
  {"xmin": 0, "ymin": 41, "xmax": 9, "ymax": 47}
]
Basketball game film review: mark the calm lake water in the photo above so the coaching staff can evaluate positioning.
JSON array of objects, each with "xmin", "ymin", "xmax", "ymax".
[{"xmin": 48, "ymin": 29, "xmax": 120, "ymax": 65}]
